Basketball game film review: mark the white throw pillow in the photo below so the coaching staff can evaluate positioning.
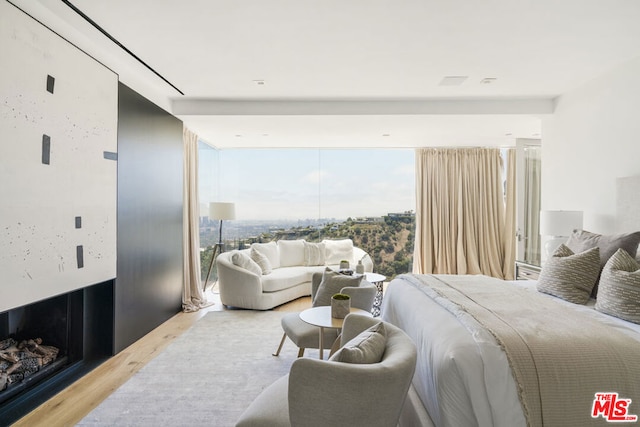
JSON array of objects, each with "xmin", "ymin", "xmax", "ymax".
[
  {"xmin": 303, "ymin": 241, "xmax": 326, "ymax": 266},
  {"xmin": 230, "ymin": 250, "xmax": 262, "ymax": 276},
  {"xmin": 250, "ymin": 247, "xmax": 272, "ymax": 275},
  {"xmin": 250, "ymin": 241, "xmax": 280, "ymax": 269},
  {"xmin": 323, "ymin": 239, "xmax": 354, "ymax": 266},
  {"xmin": 330, "ymin": 322, "xmax": 387, "ymax": 364},
  {"xmin": 277, "ymin": 239, "xmax": 306, "ymax": 267}
]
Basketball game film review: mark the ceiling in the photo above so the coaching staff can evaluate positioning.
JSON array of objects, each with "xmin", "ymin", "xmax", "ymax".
[{"xmin": 12, "ymin": 0, "xmax": 640, "ymax": 148}]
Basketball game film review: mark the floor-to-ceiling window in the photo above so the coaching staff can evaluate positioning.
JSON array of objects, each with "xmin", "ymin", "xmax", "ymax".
[{"xmin": 198, "ymin": 146, "xmax": 415, "ymax": 280}]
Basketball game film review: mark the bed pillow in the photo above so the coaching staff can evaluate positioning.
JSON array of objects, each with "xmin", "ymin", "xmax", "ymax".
[
  {"xmin": 313, "ymin": 267, "xmax": 363, "ymax": 307},
  {"xmin": 329, "ymin": 321, "xmax": 386, "ymax": 364},
  {"xmin": 595, "ymin": 249, "xmax": 640, "ymax": 324},
  {"xmin": 303, "ymin": 241, "xmax": 326, "ymax": 266},
  {"xmin": 250, "ymin": 247, "xmax": 272, "ymax": 275},
  {"xmin": 323, "ymin": 239, "xmax": 354, "ymax": 266},
  {"xmin": 231, "ymin": 250, "xmax": 262, "ymax": 276},
  {"xmin": 536, "ymin": 244, "xmax": 600, "ymax": 304},
  {"xmin": 566, "ymin": 229, "xmax": 640, "ymax": 268},
  {"xmin": 250, "ymin": 241, "xmax": 280, "ymax": 269},
  {"xmin": 277, "ymin": 239, "xmax": 305, "ymax": 267}
]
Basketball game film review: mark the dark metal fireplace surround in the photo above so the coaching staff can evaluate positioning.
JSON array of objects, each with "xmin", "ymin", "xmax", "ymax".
[{"xmin": 0, "ymin": 280, "xmax": 114, "ymax": 425}]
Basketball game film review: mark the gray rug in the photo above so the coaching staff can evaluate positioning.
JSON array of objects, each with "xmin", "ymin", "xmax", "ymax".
[{"xmin": 78, "ymin": 310, "xmax": 313, "ymax": 426}]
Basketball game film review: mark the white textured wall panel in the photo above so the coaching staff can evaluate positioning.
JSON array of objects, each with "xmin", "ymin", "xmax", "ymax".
[{"xmin": 0, "ymin": 2, "xmax": 117, "ymax": 312}]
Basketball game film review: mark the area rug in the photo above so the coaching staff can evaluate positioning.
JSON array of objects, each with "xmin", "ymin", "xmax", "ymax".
[{"xmin": 77, "ymin": 310, "xmax": 314, "ymax": 426}]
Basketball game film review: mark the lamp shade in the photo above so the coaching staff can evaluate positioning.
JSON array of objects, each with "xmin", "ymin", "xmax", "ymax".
[
  {"xmin": 539, "ymin": 210, "xmax": 583, "ymax": 237},
  {"xmin": 209, "ymin": 202, "xmax": 235, "ymax": 220}
]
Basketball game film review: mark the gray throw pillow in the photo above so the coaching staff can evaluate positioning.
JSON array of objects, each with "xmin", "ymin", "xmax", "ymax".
[
  {"xmin": 595, "ymin": 249, "xmax": 640, "ymax": 324},
  {"xmin": 313, "ymin": 267, "xmax": 363, "ymax": 307},
  {"xmin": 330, "ymin": 322, "xmax": 386, "ymax": 364},
  {"xmin": 566, "ymin": 229, "xmax": 640, "ymax": 297},
  {"xmin": 536, "ymin": 244, "xmax": 600, "ymax": 304}
]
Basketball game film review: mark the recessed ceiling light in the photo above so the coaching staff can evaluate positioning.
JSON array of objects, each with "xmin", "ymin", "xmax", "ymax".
[
  {"xmin": 262, "ymin": 134, "xmax": 269, "ymax": 137},
  {"xmin": 235, "ymin": 134, "xmax": 243, "ymax": 137},
  {"xmin": 382, "ymin": 133, "xmax": 391, "ymax": 137},
  {"xmin": 480, "ymin": 78, "xmax": 497, "ymax": 84},
  {"xmin": 532, "ymin": 133, "xmax": 540, "ymax": 137},
  {"xmin": 504, "ymin": 132, "xmax": 513, "ymax": 137},
  {"xmin": 253, "ymin": 80, "xmax": 265, "ymax": 85},
  {"xmin": 439, "ymin": 76, "xmax": 468, "ymax": 86}
]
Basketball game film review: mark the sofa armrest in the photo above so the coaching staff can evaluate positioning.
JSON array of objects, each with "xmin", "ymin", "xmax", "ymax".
[
  {"xmin": 216, "ymin": 253, "xmax": 263, "ymax": 308},
  {"xmin": 353, "ymin": 247, "xmax": 374, "ymax": 272}
]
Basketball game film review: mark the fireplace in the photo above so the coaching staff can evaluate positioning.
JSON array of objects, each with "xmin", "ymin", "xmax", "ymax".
[{"xmin": 0, "ymin": 280, "xmax": 114, "ymax": 424}]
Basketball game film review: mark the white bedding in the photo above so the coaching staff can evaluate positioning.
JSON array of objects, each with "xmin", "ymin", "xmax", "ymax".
[{"xmin": 381, "ymin": 275, "xmax": 640, "ymax": 427}]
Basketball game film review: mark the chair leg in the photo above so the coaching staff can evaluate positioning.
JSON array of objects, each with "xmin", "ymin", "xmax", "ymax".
[
  {"xmin": 272, "ymin": 332, "xmax": 287, "ymax": 356},
  {"xmin": 297, "ymin": 347, "xmax": 305, "ymax": 357}
]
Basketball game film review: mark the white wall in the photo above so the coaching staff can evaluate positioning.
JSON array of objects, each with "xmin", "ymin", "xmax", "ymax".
[
  {"xmin": 0, "ymin": 2, "xmax": 117, "ymax": 312},
  {"xmin": 541, "ymin": 55, "xmax": 640, "ymax": 234}
]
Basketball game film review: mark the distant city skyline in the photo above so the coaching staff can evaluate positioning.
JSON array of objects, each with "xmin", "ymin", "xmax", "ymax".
[{"xmin": 199, "ymin": 147, "xmax": 415, "ymax": 221}]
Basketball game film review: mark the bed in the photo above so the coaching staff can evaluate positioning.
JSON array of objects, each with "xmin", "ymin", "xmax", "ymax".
[{"xmin": 382, "ymin": 273, "xmax": 640, "ymax": 427}]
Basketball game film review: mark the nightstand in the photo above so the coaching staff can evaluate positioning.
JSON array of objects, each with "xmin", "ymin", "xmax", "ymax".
[{"xmin": 515, "ymin": 260, "xmax": 542, "ymax": 280}]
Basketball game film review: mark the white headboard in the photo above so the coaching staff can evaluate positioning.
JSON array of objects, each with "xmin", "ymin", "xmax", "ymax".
[{"xmin": 616, "ymin": 175, "xmax": 640, "ymax": 233}]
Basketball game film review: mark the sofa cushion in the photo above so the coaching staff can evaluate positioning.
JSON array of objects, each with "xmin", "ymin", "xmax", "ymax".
[
  {"xmin": 278, "ymin": 239, "xmax": 306, "ymax": 267},
  {"xmin": 250, "ymin": 247, "xmax": 272, "ymax": 275},
  {"xmin": 251, "ymin": 241, "xmax": 280, "ymax": 269},
  {"xmin": 261, "ymin": 266, "xmax": 312, "ymax": 292},
  {"xmin": 323, "ymin": 239, "xmax": 354, "ymax": 266},
  {"xmin": 304, "ymin": 241, "xmax": 326, "ymax": 266},
  {"xmin": 230, "ymin": 250, "xmax": 262, "ymax": 276},
  {"xmin": 330, "ymin": 321, "xmax": 386, "ymax": 364},
  {"xmin": 313, "ymin": 267, "xmax": 363, "ymax": 307}
]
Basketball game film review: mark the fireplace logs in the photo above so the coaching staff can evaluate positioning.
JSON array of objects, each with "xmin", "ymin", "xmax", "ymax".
[{"xmin": 0, "ymin": 338, "xmax": 59, "ymax": 392}]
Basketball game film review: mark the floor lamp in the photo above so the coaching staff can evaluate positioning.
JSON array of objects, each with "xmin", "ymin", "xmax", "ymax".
[{"xmin": 203, "ymin": 202, "xmax": 236, "ymax": 291}]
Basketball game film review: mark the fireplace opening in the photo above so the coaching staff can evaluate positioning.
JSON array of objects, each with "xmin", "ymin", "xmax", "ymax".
[
  {"xmin": 0, "ymin": 292, "xmax": 82, "ymax": 405},
  {"xmin": 0, "ymin": 280, "xmax": 113, "ymax": 424}
]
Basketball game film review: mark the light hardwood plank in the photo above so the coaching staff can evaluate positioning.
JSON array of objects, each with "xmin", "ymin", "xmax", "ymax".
[{"xmin": 13, "ymin": 292, "xmax": 310, "ymax": 427}]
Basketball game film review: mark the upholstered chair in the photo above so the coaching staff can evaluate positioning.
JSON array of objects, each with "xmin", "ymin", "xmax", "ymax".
[
  {"xmin": 237, "ymin": 314, "xmax": 418, "ymax": 427},
  {"xmin": 273, "ymin": 271, "xmax": 377, "ymax": 357}
]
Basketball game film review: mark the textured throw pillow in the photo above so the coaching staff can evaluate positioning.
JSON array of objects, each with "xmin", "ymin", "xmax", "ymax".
[
  {"xmin": 323, "ymin": 239, "xmax": 354, "ymax": 266},
  {"xmin": 330, "ymin": 322, "xmax": 386, "ymax": 364},
  {"xmin": 536, "ymin": 244, "xmax": 600, "ymax": 304},
  {"xmin": 303, "ymin": 241, "xmax": 326, "ymax": 266},
  {"xmin": 250, "ymin": 247, "xmax": 272, "ymax": 275},
  {"xmin": 250, "ymin": 241, "xmax": 280, "ymax": 269},
  {"xmin": 230, "ymin": 250, "xmax": 262, "ymax": 276},
  {"xmin": 313, "ymin": 267, "xmax": 363, "ymax": 307},
  {"xmin": 277, "ymin": 239, "xmax": 306, "ymax": 267},
  {"xmin": 566, "ymin": 229, "xmax": 640, "ymax": 297},
  {"xmin": 595, "ymin": 249, "xmax": 640, "ymax": 324}
]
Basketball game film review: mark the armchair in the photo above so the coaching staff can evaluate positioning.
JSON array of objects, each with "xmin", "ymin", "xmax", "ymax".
[
  {"xmin": 272, "ymin": 272, "xmax": 376, "ymax": 357},
  {"xmin": 236, "ymin": 314, "xmax": 418, "ymax": 427}
]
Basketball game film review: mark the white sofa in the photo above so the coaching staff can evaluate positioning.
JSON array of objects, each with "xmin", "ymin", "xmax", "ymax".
[{"xmin": 216, "ymin": 239, "xmax": 373, "ymax": 310}]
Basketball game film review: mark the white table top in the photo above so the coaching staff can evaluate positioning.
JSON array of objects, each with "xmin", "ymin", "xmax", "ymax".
[
  {"xmin": 364, "ymin": 272, "xmax": 385, "ymax": 283},
  {"xmin": 299, "ymin": 306, "xmax": 372, "ymax": 329}
]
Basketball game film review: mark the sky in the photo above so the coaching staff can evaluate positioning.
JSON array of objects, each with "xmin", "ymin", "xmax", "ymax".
[{"xmin": 199, "ymin": 147, "xmax": 415, "ymax": 221}]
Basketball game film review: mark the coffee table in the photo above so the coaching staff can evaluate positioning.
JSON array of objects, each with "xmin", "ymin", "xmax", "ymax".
[{"xmin": 299, "ymin": 306, "xmax": 372, "ymax": 359}]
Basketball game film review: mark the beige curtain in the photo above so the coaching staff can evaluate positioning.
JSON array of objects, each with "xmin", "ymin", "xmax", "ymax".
[
  {"xmin": 413, "ymin": 147, "xmax": 514, "ymax": 279},
  {"xmin": 182, "ymin": 127, "xmax": 208, "ymax": 312}
]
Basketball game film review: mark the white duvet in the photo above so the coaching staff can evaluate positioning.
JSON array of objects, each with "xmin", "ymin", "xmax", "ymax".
[{"xmin": 381, "ymin": 275, "xmax": 640, "ymax": 427}]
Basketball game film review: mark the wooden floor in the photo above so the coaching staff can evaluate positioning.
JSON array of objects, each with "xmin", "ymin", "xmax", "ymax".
[{"xmin": 12, "ymin": 289, "xmax": 310, "ymax": 427}]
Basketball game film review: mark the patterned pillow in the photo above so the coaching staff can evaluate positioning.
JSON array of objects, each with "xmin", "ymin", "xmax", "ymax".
[
  {"xmin": 250, "ymin": 247, "xmax": 272, "ymax": 275},
  {"xmin": 330, "ymin": 322, "xmax": 386, "ymax": 364},
  {"xmin": 313, "ymin": 267, "xmax": 363, "ymax": 307},
  {"xmin": 595, "ymin": 249, "xmax": 640, "ymax": 324},
  {"xmin": 230, "ymin": 250, "xmax": 262, "ymax": 276},
  {"xmin": 536, "ymin": 244, "xmax": 600, "ymax": 304},
  {"xmin": 303, "ymin": 241, "xmax": 326, "ymax": 266}
]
